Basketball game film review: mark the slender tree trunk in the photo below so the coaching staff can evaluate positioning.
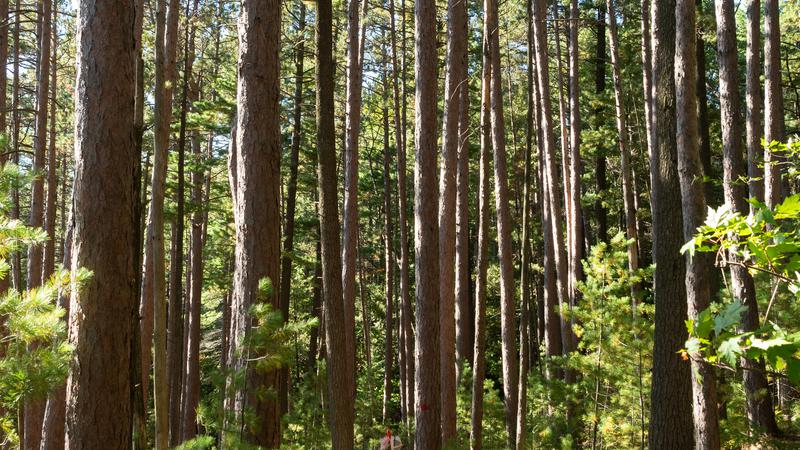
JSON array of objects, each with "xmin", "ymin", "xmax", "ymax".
[
  {"xmin": 606, "ymin": 0, "xmax": 640, "ymax": 279},
  {"xmin": 695, "ymin": 0, "xmax": 713, "ymax": 194},
  {"xmin": 594, "ymin": 0, "xmax": 607, "ymax": 247},
  {"xmin": 167, "ymin": 1, "xmax": 198, "ymax": 441},
  {"xmin": 143, "ymin": 0, "xmax": 180, "ymax": 446},
  {"xmin": 455, "ymin": 50, "xmax": 472, "ymax": 388},
  {"xmin": 746, "ymin": 0, "xmax": 763, "ymax": 209},
  {"xmin": 316, "ymin": 0, "xmax": 355, "ymax": 446},
  {"xmin": 414, "ymin": 0, "xmax": 441, "ymax": 447},
  {"xmin": 676, "ymin": 1, "xmax": 720, "ymax": 446},
  {"xmin": 648, "ymin": 0, "xmax": 694, "ymax": 447},
  {"xmin": 278, "ymin": 2, "xmax": 305, "ymax": 418},
  {"xmin": 764, "ymin": 0, "xmax": 785, "ymax": 209},
  {"xmin": 65, "ymin": 0, "xmax": 137, "ymax": 445},
  {"xmin": 10, "ymin": 0, "xmax": 20, "ymax": 292},
  {"xmin": 381, "ymin": 44, "xmax": 395, "ymax": 423},
  {"xmin": 641, "ymin": 0, "xmax": 655, "ymax": 160},
  {"xmin": 716, "ymin": 0, "xmax": 781, "ymax": 436},
  {"xmin": 0, "ymin": 0, "xmax": 7, "ymax": 169},
  {"xmin": 23, "ymin": 2, "xmax": 52, "ymax": 446},
  {"xmin": 486, "ymin": 0, "xmax": 518, "ymax": 443},
  {"xmin": 470, "ymin": 46, "xmax": 491, "ymax": 449},
  {"xmin": 532, "ymin": 0, "xmax": 564, "ymax": 382},
  {"xmin": 222, "ymin": 1, "xmax": 282, "ymax": 446},
  {"xmin": 389, "ymin": 0, "xmax": 414, "ymax": 423},
  {"xmin": 342, "ymin": 0, "xmax": 368, "ymax": 399},
  {"xmin": 439, "ymin": 0, "xmax": 467, "ymax": 441}
]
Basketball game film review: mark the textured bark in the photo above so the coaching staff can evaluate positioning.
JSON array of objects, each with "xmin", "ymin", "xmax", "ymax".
[
  {"xmin": 486, "ymin": 0, "xmax": 518, "ymax": 444},
  {"xmin": 222, "ymin": 1, "xmax": 283, "ymax": 446},
  {"xmin": 23, "ymin": 1, "xmax": 52, "ymax": 446},
  {"xmin": 414, "ymin": 0, "xmax": 441, "ymax": 447},
  {"xmin": 65, "ymin": 0, "xmax": 137, "ymax": 446},
  {"xmin": 715, "ymin": 0, "xmax": 781, "ymax": 436},
  {"xmin": 594, "ymin": 0, "xmax": 607, "ymax": 247},
  {"xmin": 470, "ymin": 49, "xmax": 491, "ymax": 449},
  {"xmin": 746, "ymin": 0, "xmax": 763, "ymax": 209},
  {"xmin": 278, "ymin": 2, "xmax": 305, "ymax": 417},
  {"xmin": 455, "ymin": 58, "xmax": 472, "ymax": 386},
  {"xmin": 316, "ymin": 0, "xmax": 355, "ymax": 446},
  {"xmin": 606, "ymin": 0, "xmax": 640, "ymax": 278},
  {"xmin": 648, "ymin": 0, "xmax": 694, "ymax": 447},
  {"xmin": 764, "ymin": 0, "xmax": 784, "ymax": 209},
  {"xmin": 676, "ymin": 1, "xmax": 720, "ymax": 446},
  {"xmin": 439, "ymin": 0, "xmax": 467, "ymax": 442}
]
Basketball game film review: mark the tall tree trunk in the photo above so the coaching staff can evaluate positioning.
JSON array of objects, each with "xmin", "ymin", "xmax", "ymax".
[
  {"xmin": 605, "ymin": 0, "xmax": 640, "ymax": 280},
  {"xmin": 39, "ymin": 3, "xmax": 62, "ymax": 446},
  {"xmin": 566, "ymin": 0, "xmax": 583, "ymax": 367},
  {"xmin": 676, "ymin": 1, "xmax": 720, "ymax": 446},
  {"xmin": 389, "ymin": 0, "xmax": 414, "ymax": 422},
  {"xmin": 746, "ymin": 0, "xmax": 763, "ymax": 209},
  {"xmin": 144, "ymin": 0, "xmax": 180, "ymax": 446},
  {"xmin": 594, "ymin": 0, "xmax": 607, "ymax": 246},
  {"xmin": 470, "ymin": 46, "xmax": 491, "ymax": 449},
  {"xmin": 764, "ymin": 0, "xmax": 784, "ymax": 208},
  {"xmin": 381, "ymin": 43, "xmax": 395, "ymax": 424},
  {"xmin": 648, "ymin": 0, "xmax": 694, "ymax": 447},
  {"xmin": 10, "ymin": 0, "xmax": 20, "ymax": 292},
  {"xmin": 414, "ymin": 0, "xmax": 441, "ymax": 447},
  {"xmin": 641, "ymin": 0, "xmax": 655, "ymax": 160},
  {"xmin": 65, "ymin": 0, "xmax": 137, "ymax": 445},
  {"xmin": 439, "ymin": 0, "xmax": 467, "ymax": 442},
  {"xmin": 0, "ymin": 0, "xmax": 7, "ymax": 168},
  {"xmin": 342, "ymin": 0, "xmax": 367, "ymax": 399},
  {"xmin": 316, "ymin": 0, "xmax": 355, "ymax": 446},
  {"xmin": 716, "ymin": 0, "xmax": 781, "ymax": 436},
  {"xmin": 23, "ymin": 2, "xmax": 52, "ymax": 446},
  {"xmin": 486, "ymin": 0, "xmax": 518, "ymax": 444},
  {"xmin": 168, "ymin": 0, "xmax": 198, "ymax": 441},
  {"xmin": 278, "ymin": 2, "xmax": 306, "ymax": 418},
  {"xmin": 223, "ymin": 1, "xmax": 282, "ymax": 446},
  {"xmin": 455, "ymin": 50, "xmax": 472, "ymax": 388}
]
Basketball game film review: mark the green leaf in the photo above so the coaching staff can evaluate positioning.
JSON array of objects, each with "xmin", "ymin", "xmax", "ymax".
[
  {"xmin": 718, "ymin": 337, "xmax": 743, "ymax": 367},
  {"xmin": 714, "ymin": 301, "xmax": 747, "ymax": 336}
]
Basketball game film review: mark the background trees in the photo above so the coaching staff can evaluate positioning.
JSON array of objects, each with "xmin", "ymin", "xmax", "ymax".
[{"xmin": 3, "ymin": 0, "xmax": 800, "ymax": 448}]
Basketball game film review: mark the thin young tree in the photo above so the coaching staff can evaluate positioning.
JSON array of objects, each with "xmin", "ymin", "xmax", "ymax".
[
  {"xmin": 316, "ymin": 0, "xmax": 355, "ymax": 446},
  {"xmin": 143, "ymin": 0, "xmax": 180, "ymax": 445},
  {"xmin": 23, "ymin": 1, "xmax": 52, "ymax": 446},
  {"xmin": 648, "ymin": 0, "xmax": 694, "ymax": 446},
  {"xmin": 381, "ymin": 40, "xmax": 395, "ymax": 424},
  {"xmin": 65, "ymin": 0, "xmax": 137, "ymax": 446},
  {"xmin": 278, "ymin": 1, "xmax": 306, "ymax": 417},
  {"xmin": 439, "ymin": 0, "xmax": 468, "ymax": 441},
  {"xmin": 567, "ymin": 0, "xmax": 583, "ymax": 323},
  {"xmin": 716, "ymin": 0, "xmax": 781, "ymax": 436},
  {"xmin": 414, "ymin": 0, "xmax": 441, "ymax": 447},
  {"xmin": 606, "ymin": 0, "xmax": 640, "ymax": 277},
  {"xmin": 676, "ymin": 0, "xmax": 720, "ymax": 446},
  {"xmin": 486, "ymin": 0, "xmax": 518, "ymax": 443},
  {"xmin": 764, "ymin": 0, "xmax": 784, "ymax": 208},
  {"xmin": 223, "ymin": 0, "xmax": 283, "ymax": 446},
  {"xmin": 746, "ymin": 0, "xmax": 763, "ymax": 208},
  {"xmin": 470, "ymin": 41, "xmax": 491, "ymax": 449}
]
